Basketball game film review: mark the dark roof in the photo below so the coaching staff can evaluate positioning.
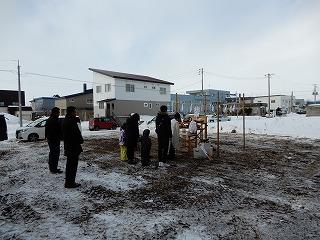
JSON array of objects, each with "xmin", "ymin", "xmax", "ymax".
[
  {"xmin": 30, "ymin": 97, "xmax": 57, "ymax": 102},
  {"xmin": 62, "ymin": 89, "xmax": 93, "ymax": 99},
  {"xmin": 89, "ymin": 68, "xmax": 174, "ymax": 85},
  {"xmin": 8, "ymin": 106, "xmax": 33, "ymax": 111},
  {"xmin": 97, "ymin": 98, "xmax": 116, "ymax": 103}
]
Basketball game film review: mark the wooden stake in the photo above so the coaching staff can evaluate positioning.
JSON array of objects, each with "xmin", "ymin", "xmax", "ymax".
[
  {"xmin": 217, "ymin": 92, "xmax": 220, "ymax": 157},
  {"xmin": 242, "ymin": 93, "xmax": 245, "ymax": 149}
]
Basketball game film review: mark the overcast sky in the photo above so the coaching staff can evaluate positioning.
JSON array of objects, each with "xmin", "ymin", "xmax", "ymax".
[{"xmin": 1, "ymin": 0, "xmax": 319, "ymax": 102}]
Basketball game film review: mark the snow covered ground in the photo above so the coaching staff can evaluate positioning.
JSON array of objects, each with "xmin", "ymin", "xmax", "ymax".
[{"xmin": 3, "ymin": 113, "xmax": 320, "ymax": 141}]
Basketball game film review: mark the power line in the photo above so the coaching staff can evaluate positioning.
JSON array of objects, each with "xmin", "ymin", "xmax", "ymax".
[{"xmin": 204, "ymin": 70, "xmax": 265, "ymax": 80}]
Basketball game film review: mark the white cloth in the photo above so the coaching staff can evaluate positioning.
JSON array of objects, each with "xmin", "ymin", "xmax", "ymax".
[
  {"xmin": 171, "ymin": 119, "xmax": 180, "ymax": 149},
  {"xmin": 189, "ymin": 120, "xmax": 197, "ymax": 134}
]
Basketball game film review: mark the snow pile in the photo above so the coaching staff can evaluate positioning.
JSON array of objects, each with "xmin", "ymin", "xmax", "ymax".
[
  {"xmin": 0, "ymin": 112, "xmax": 21, "ymax": 124},
  {"xmin": 210, "ymin": 113, "xmax": 320, "ymax": 139},
  {"xmin": 140, "ymin": 113, "xmax": 320, "ymax": 139},
  {"xmin": 0, "ymin": 112, "xmax": 29, "ymax": 140}
]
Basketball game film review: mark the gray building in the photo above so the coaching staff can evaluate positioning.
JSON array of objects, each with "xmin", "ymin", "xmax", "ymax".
[
  {"xmin": 30, "ymin": 97, "xmax": 57, "ymax": 114},
  {"xmin": 170, "ymin": 89, "xmax": 230, "ymax": 114},
  {"xmin": 55, "ymin": 84, "xmax": 93, "ymax": 121}
]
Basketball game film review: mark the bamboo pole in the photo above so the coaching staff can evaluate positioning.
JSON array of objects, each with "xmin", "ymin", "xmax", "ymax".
[
  {"xmin": 217, "ymin": 92, "xmax": 220, "ymax": 157},
  {"xmin": 242, "ymin": 93, "xmax": 245, "ymax": 149},
  {"xmin": 175, "ymin": 93, "xmax": 178, "ymax": 112}
]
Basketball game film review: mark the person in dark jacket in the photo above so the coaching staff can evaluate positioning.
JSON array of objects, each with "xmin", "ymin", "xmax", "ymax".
[
  {"xmin": 125, "ymin": 113, "xmax": 140, "ymax": 164},
  {"xmin": 140, "ymin": 129, "xmax": 151, "ymax": 166},
  {"xmin": 155, "ymin": 105, "xmax": 172, "ymax": 166},
  {"xmin": 45, "ymin": 107, "xmax": 63, "ymax": 174},
  {"xmin": 0, "ymin": 114, "xmax": 8, "ymax": 141},
  {"xmin": 62, "ymin": 106, "xmax": 83, "ymax": 188}
]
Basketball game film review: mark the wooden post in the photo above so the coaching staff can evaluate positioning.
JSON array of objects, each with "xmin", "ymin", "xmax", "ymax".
[
  {"xmin": 204, "ymin": 94, "xmax": 207, "ymax": 114},
  {"xmin": 242, "ymin": 93, "xmax": 245, "ymax": 149},
  {"xmin": 217, "ymin": 92, "xmax": 220, "ymax": 157},
  {"xmin": 175, "ymin": 93, "xmax": 178, "ymax": 112}
]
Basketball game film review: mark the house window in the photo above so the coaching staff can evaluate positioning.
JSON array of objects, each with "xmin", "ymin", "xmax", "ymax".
[
  {"xmin": 156, "ymin": 103, "xmax": 160, "ymax": 107},
  {"xmin": 144, "ymin": 103, "xmax": 148, "ymax": 108},
  {"xmin": 152, "ymin": 86, "xmax": 156, "ymax": 89},
  {"xmin": 126, "ymin": 84, "xmax": 135, "ymax": 92},
  {"xmin": 271, "ymin": 100, "xmax": 275, "ymax": 103},
  {"xmin": 144, "ymin": 85, "xmax": 147, "ymax": 89},
  {"xmin": 105, "ymin": 84, "xmax": 111, "ymax": 92},
  {"xmin": 149, "ymin": 103, "xmax": 152, "ymax": 109},
  {"xmin": 0, "ymin": 102, "xmax": 4, "ymax": 106},
  {"xmin": 159, "ymin": 87, "xmax": 166, "ymax": 94},
  {"xmin": 86, "ymin": 98, "xmax": 93, "ymax": 104},
  {"xmin": 96, "ymin": 85, "xmax": 102, "ymax": 93},
  {"xmin": 99, "ymin": 102, "xmax": 104, "ymax": 109},
  {"xmin": 70, "ymin": 99, "xmax": 75, "ymax": 103}
]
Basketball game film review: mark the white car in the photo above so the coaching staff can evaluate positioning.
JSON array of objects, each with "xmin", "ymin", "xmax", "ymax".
[
  {"xmin": 209, "ymin": 115, "xmax": 231, "ymax": 123},
  {"xmin": 16, "ymin": 116, "xmax": 81, "ymax": 142}
]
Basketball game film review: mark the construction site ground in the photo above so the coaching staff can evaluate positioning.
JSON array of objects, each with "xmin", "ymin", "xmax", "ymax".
[{"xmin": 0, "ymin": 133, "xmax": 320, "ymax": 239}]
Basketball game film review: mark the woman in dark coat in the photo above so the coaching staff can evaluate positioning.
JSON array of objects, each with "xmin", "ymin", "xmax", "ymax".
[
  {"xmin": 125, "ymin": 113, "xmax": 140, "ymax": 164},
  {"xmin": 0, "ymin": 114, "xmax": 8, "ymax": 141}
]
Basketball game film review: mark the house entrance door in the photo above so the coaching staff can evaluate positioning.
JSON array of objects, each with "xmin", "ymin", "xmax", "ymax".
[{"xmin": 106, "ymin": 103, "xmax": 111, "ymax": 117}]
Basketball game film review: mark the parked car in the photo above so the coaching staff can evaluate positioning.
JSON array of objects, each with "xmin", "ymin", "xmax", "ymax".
[
  {"xmin": 16, "ymin": 116, "xmax": 81, "ymax": 142},
  {"xmin": 89, "ymin": 117, "xmax": 118, "ymax": 131},
  {"xmin": 209, "ymin": 115, "xmax": 231, "ymax": 122},
  {"xmin": 296, "ymin": 109, "xmax": 306, "ymax": 114}
]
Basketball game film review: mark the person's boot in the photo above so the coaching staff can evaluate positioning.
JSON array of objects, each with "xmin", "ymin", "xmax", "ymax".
[{"xmin": 65, "ymin": 183, "xmax": 81, "ymax": 188}]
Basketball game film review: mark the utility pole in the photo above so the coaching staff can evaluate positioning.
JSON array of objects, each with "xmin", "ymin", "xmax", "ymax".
[
  {"xmin": 17, "ymin": 60, "xmax": 22, "ymax": 127},
  {"xmin": 312, "ymin": 84, "xmax": 318, "ymax": 103},
  {"xmin": 265, "ymin": 73, "xmax": 274, "ymax": 117}
]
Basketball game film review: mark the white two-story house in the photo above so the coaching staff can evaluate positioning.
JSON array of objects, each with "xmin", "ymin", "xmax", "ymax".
[
  {"xmin": 89, "ymin": 68, "xmax": 174, "ymax": 117},
  {"xmin": 253, "ymin": 95, "xmax": 295, "ymax": 113}
]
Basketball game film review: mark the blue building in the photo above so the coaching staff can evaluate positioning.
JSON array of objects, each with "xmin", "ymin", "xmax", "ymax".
[
  {"xmin": 170, "ymin": 89, "xmax": 230, "ymax": 114},
  {"xmin": 30, "ymin": 97, "xmax": 57, "ymax": 115}
]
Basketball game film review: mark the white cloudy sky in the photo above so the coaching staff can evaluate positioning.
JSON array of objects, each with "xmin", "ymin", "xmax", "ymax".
[{"xmin": 0, "ymin": 0, "xmax": 319, "ymax": 102}]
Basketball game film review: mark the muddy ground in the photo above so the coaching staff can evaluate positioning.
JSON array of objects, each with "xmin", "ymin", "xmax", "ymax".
[{"xmin": 0, "ymin": 133, "xmax": 320, "ymax": 239}]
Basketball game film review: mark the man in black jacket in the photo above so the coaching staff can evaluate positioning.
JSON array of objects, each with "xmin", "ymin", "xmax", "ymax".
[
  {"xmin": 62, "ymin": 106, "xmax": 83, "ymax": 188},
  {"xmin": 0, "ymin": 114, "xmax": 8, "ymax": 141},
  {"xmin": 155, "ymin": 105, "xmax": 172, "ymax": 166},
  {"xmin": 45, "ymin": 107, "xmax": 62, "ymax": 173},
  {"xmin": 125, "ymin": 113, "xmax": 140, "ymax": 164}
]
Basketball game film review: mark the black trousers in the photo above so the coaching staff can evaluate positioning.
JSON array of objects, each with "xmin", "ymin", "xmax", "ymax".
[
  {"xmin": 65, "ymin": 154, "xmax": 79, "ymax": 185},
  {"xmin": 127, "ymin": 145, "xmax": 135, "ymax": 162},
  {"xmin": 48, "ymin": 140, "xmax": 60, "ymax": 171},
  {"xmin": 158, "ymin": 137, "xmax": 169, "ymax": 163}
]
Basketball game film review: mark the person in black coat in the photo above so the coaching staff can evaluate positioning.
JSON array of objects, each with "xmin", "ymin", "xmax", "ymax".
[
  {"xmin": 45, "ymin": 107, "xmax": 63, "ymax": 173},
  {"xmin": 140, "ymin": 129, "xmax": 151, "ymax": 166},
  {"xmin": 155, "ymin": 105, "xmax": 172, "ymax": 165},
  {"xmin": 62, "ymin": 106, "xmax": 83, "ymax": 188},
  {"xmin": 125, "ymin": 113, "xmax": 140, "ymax": 164},
  {"xmin": 0, "ymin": 114, "xmax": 8, "ymax": 141}
]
